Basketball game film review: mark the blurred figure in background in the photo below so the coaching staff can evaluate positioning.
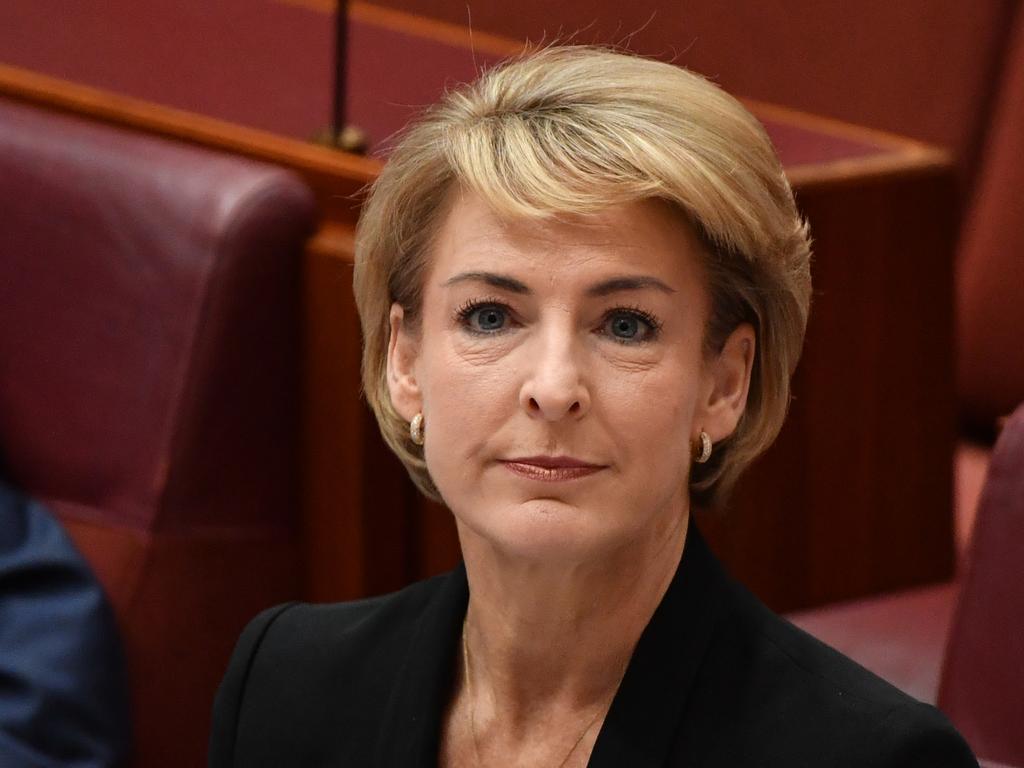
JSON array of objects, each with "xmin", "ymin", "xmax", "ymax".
[{"xmin": 0, "ymin": 476, "xmax": 130, "ymax": 767}]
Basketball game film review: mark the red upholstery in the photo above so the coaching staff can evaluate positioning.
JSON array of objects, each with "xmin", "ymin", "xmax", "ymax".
[
  {"xmin": 791, "ymin": 404, "xmax": 1024, "ymax": 765},
  {"xmin": 957, "ymin": 7, "xmax": 1024, "ymax": 436},
  {"xmin": 940, "ymin": 403, "xmax": 1024, "ymax": 765},
  {"xmin": 956, "ymin": 441, "xmax": 992, "ymax": 567},
  {"xmin": 0, "ymin": 98, "xmax": 316, "ymax": 767},
  {"xmin": 788, "ymin": 583, "xmax": 959, "ymax": 704}
]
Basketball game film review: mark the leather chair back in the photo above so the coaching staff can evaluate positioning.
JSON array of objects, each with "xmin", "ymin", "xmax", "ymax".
[
  {"xmin": 957, "ymin": 8, "xmax": 1024, "ymax": 436},
  {"xmin": 0, "ymin": 97, "xmax": 316, "ymax": 767},
  {"xmin": 940, "ymin": 402, "xmax": 1024, "ymax": 764}
]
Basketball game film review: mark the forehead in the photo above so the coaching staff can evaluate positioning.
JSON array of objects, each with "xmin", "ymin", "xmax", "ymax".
[{"xmin": 426, "ymin": 191, "xmax": 708, "ymax": 291}]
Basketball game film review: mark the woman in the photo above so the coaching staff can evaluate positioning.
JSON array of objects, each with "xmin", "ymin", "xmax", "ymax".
[{"xmin": 210, "ymin": 47, "xmax": 977, "ymax": 767}]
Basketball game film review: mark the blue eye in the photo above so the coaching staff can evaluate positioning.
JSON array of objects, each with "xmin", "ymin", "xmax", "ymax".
[
  {"xmin": 602, "ymin": 309, "xmax": 660, "ymax": 344},
  {"xmin": 457, "ymin": 302, "xmax": 510, "ymax": 334},
  {"xmin": 609, "ymin": 314, "xmax": 641, "ymax": 339}
]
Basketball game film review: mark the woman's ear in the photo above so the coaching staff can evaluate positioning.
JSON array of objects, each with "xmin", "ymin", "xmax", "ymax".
[
  {"xmin": 386, "ymin": 302, "xmax": 423, "ymax": 421},
  {"xmin": 696, "ymin": 323, "xmax": 756, "ymax": 443}
]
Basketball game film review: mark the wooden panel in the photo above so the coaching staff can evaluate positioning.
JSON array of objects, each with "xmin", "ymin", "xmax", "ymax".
[
  {"xmin": 702, "ymin": 167, "xmax": 958, "ymax": 610},
  {"xmin": 303, "ymin": 236, "xmax": 419, "ymax": 600}
]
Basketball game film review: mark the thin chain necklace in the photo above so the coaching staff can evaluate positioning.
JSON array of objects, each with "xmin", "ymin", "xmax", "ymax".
[{"xmin": 460, "ymin": 621, "xmax": 626, "ymax": 768}]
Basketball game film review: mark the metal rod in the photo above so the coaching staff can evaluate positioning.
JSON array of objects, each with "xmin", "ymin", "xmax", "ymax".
[{"xmin": 332, "ymin": 0, "xmax": 349, "ymax": 139}]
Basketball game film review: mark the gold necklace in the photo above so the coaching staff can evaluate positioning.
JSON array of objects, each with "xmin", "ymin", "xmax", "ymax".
[{"xmin": 460, "ymin": 622, "xmax": 624, "ymax": 768}]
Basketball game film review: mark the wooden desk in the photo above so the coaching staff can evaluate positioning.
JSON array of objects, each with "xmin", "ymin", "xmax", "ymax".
[{"xmin": 0, "ymin": 3, "xmax": 956, "ymax": 611}]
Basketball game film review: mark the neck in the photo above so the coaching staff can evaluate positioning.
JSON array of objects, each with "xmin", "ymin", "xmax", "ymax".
[{"xmin": 456, "ymin": 505, "xmax": 689, "ymax": 733}]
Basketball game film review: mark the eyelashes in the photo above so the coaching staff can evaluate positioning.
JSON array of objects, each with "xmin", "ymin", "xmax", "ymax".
[
  {"xmin": 455, "ymin": 297, "xmax": 510, "ymax": 334},
  {"xmin": 603, "ymin": 304, "xmax": 663, "ymax": 341},
  {"xmin": 453, "ymin": 297, "xmax": 663, "ymax": 345}
]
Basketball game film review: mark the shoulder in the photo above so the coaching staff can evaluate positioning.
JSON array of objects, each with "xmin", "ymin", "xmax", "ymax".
[
  {"xmin": 209, "ymin": 572, "xmax": 452, "ymax": 767},
  {"xmin": 248, "ymin": 570, "xmax": 446, "ymax": 651},
  {"xmin": 689, "ymin": 580, "xmax": 977, "ymax": 767},
  {"xmin": 0, "ymin": 481, "xmax": 131, "ymax": 766}
]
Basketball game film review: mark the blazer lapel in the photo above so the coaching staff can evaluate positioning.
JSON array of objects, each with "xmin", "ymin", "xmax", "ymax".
[
  {"xmin": 588, "ymin": 524, "xmax": 725, "ymax": 768},
  {"xmin": 372, "ymin": 524, "xmax": 724, "ymax": 768},
  {"xmin": 374, "ymin": 564, "xmax": 469, "ymax": 767}
]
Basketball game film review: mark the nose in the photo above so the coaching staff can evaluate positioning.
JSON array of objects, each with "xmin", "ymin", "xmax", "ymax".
[{"xmin": 519, "ymin": 325, "xmax": 591, "ymax": 421}]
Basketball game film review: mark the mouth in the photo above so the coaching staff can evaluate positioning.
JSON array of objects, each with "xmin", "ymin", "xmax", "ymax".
[{"xmin": 500, "ymin": 455, "xmax": 607, "ymax": 482}]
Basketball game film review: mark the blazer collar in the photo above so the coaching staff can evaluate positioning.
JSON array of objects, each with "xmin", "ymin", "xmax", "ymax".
[
  {"xmin": 375, "ymin": 523, "xmax": 726, "ymax": 767},
  {"xmin": 588, "ymin": 523, "xmax": 725, "ymax": 767},
  {"xmin": 373, "ymin": 560, "xmax": 469, "ymax": 766}
]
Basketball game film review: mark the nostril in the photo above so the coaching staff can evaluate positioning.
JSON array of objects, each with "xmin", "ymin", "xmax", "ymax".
[{"xmin": 522, "ymin": 391, "xmax": 587, "ymax": 419}]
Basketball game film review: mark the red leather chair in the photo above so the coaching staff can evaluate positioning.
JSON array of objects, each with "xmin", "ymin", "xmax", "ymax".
[
  {"xmin": 0, "ymin": 97, "xmax": 316, "ymax": 767},
  {"xmin": 957, "ymin": 5, "xmax": 1024, "ymax": 440},
  {"xmin": 791, "ymin": 12, "xmax": 1024, "ymax": 762},
  {"xmin": 946, "ymin": 18, "xmax": 1024, "ymax": 759},
  {"xmin": 940, "ymin": 402, "xmax": 1024, "ymax": 765},
  {"xmin": 790, "ymin": 402, "xmax": 1024, "ymax": 765},
  {"xmin": 954, "ymin": 0, "xmax": 1024, "ymax": 562}
]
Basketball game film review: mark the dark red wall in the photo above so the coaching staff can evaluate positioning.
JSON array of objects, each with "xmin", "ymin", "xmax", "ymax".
[{"xmin": 373, "ymin": 0, "xmax": 1019, "ymax": 177}]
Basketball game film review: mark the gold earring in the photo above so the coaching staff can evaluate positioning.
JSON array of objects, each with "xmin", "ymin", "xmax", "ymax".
[
  {"xmin": 410, "ymin": 413, "xmax": 425, "ymax": 446},
  {"xmin": 694, "ymin": 431, "xmax": 712, "ymax": 464}
]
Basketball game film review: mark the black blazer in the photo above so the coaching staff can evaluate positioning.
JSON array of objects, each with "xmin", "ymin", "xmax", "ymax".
[{"xmin": 209, "ymin": 526, "xmax": 977, "ymax": 767}]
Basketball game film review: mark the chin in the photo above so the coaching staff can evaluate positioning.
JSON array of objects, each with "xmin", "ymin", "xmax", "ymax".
[{"xmin": 456, "ymin": 497, "xmax": 631, "ymax": 564}]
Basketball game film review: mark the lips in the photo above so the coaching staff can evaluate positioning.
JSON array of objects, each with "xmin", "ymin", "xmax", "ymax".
[{"xmin": 501, "ymin": 455, "xmax": 606, "ymax": 482}]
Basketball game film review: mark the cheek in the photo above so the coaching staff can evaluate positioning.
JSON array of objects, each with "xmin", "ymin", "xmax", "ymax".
[
  {"xmin": 417, "ymin": 338, "xmax": 513, "ymax": 462},
  {"xmin": 602, "ymin": 347, "xmax": 699, "ymax": 420},
  {"xmin": 598, "ymin": 355, "xmax": 699, "ymax": 463}
]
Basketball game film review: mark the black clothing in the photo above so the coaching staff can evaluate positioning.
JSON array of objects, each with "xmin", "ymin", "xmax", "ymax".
[{"xmin": 209, "ymin": 526, "xmax": 977, "ymax": 767}]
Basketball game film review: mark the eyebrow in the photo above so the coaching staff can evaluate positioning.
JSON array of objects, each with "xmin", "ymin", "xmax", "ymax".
[
  {"xmin": 587, "ymin": 275, "xmax": 677, "ymax": 297},
  {"xmin": 442, "ymin": 271, "xmax": 676, "ymax": 296},
  {"xmin": 443, "ymin": 271, "xmax": 530, "ymax": 293}
]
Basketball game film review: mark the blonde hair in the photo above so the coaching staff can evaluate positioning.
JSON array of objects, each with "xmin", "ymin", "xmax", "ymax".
[{"xmin": 354, "ymin": 46, "xmax": 812, "ymax": 508}]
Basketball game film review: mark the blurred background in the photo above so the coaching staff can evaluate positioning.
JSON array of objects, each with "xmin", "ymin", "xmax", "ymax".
[{"xmin": 1, "ymin": 1, "xmax": 1022, "ymax": 766}]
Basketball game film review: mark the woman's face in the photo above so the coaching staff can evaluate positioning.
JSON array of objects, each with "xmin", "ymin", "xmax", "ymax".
[{"xmin": 388, "ymin": 192, "xmax": 753, "ymax": 563}]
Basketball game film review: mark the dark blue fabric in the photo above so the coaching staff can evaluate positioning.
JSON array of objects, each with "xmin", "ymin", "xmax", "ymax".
[{"xmin": 0, "ymin": 481, "xmax": 130, "ymax": 767}]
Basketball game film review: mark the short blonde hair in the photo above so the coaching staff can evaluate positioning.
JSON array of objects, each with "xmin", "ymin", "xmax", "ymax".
[{"xmin": 354, "ymin": 46, "xmax": 812, "ymax": 508}]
